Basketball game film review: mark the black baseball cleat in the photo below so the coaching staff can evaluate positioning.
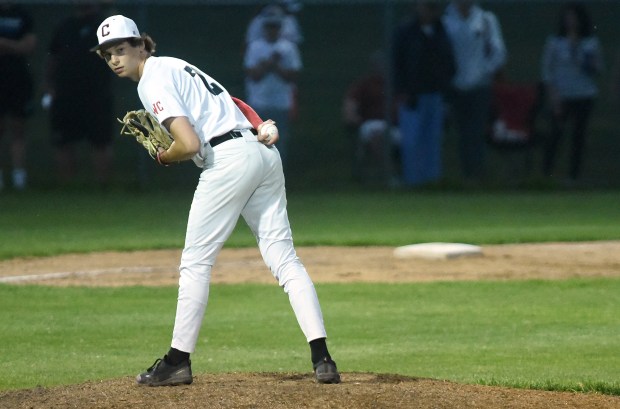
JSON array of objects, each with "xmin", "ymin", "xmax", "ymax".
[
  {"xmin": 313, "ymin": 356, "xmax": 341, "ymax": 384},
  {"xmin": 136, "ymin": 356, "xmax": 193, "ymax": 386}
]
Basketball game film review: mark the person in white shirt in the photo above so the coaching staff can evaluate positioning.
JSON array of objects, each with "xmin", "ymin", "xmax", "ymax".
[
  {"xmin": 91, "ymin": 14, "xmax": 340, "ymax": 387},
  {"xmin": 541, "ymin": 2, "xmax": 603, "ymax": 183},
  {"xmin": 442, "ymin": 0, "xmax": 506, "ymax": 184},
  {"xmin": 245, "ymin": 9, "xmax": 302, "ymax": 167}
]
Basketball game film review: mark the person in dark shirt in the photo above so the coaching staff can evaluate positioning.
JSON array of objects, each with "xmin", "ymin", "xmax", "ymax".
[
  {"xmin": 0, "ymin": 2, "xmax": 36, "ymax": 191},
  {"xmin": 43, "ymin": 3, "xmax": 114, "ymax": 186},
  {"xmin": 392, "ymin": 1, "xmax": 455, "ymax": 186}
]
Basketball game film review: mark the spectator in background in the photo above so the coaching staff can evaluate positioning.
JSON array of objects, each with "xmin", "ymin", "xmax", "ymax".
[
  {"xmin": 0, "ymin": 1, "xmax": 36, "ymax": 191},
  {"xmin": 245, "ymin": 2, "xmax": 303, "ymax": 124},
  {"xmin": 442, "ymin": 0, "xmax": 506, "ymax": 185},
  {"xmin": 392, "ymin": 1, "xmax": 455, "ymax": 187},
  {"xmin": 244, "ymin": 7, "xmax": 301, "ymax": 168},
  {"xmin": 342, "ymin": 50, "xmax": 400, "ymax": 184},
  {"xmin": 541, "ymin": 2, "xmax": 603, "ymax": 185},
  {"xmin": 43, "ymin": 2, "xmax": 115, "ymax": 187}
]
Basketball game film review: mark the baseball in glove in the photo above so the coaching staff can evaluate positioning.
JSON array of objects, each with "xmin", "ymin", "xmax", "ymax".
[{"xmin": 118, "ymin": 110, "xmax": 173, "ymax": 162}]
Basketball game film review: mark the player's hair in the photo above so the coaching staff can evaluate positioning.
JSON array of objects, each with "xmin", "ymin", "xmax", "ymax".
[
  {"xmin": 557, "ymin": 2, "xmax": 593, "ymax": 38},
  {"xmin": 96, "ymin": 33, "xmax": 157, "ymax": 59},
  {"xmin": 128, "ymin": 33, "xmax": 157, "ymax": 54}
]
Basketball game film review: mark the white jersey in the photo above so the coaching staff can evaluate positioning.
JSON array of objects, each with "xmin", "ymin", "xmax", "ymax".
[
  {"xmin": 442, "ymin": 3, "xmax": 506, "ymax": 91},
  {"xmin": 138, "ymin": 56, "xmax": 254, "ymax": 166},
  {"xmin": 541, "ymin": 35, "xmax": 601, "ymax": 99},
  {"xmin": 244, "ymin": 38, "xmax": 302, "ymax": 109}
]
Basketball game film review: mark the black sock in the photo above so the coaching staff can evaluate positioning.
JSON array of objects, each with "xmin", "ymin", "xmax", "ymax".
[
  {"xmin": 165, "ymin": 347, "xmax": 190, "ymax": 365},
  {"xmin": 309, "ymin": 338, "xmax": 330, "ymax": 365}
]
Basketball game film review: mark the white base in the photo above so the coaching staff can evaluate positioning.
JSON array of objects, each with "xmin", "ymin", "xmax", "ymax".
[{"xmin": 394, "ymin": 242, "xmax": 483, "ymax": 260}]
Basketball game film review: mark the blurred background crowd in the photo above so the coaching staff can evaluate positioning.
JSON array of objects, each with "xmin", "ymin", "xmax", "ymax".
[{"xmin": 1, "ymin": 0, "xmax": 619, "ymax": 192}]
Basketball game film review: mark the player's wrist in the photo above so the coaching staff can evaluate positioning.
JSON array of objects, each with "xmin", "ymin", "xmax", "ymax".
[{"xmin": 156, "ymin": 150, "xmax": 170, "ymax": 166}]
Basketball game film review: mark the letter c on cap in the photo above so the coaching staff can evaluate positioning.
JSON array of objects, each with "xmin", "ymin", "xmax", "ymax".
[{"xmin": 101, "ymin": 24, "xmax": 110, "ymax": 37}]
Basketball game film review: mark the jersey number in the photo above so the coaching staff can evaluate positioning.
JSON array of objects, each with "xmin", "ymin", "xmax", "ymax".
[{"xmin": 184, "ymin": 66, "xmax": 223, "ymax": 96}]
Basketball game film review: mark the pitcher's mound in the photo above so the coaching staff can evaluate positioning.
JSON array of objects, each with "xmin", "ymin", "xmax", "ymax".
[{"xmin": 1, "ymin": 372, "xmax": 618, "ymax": 409}]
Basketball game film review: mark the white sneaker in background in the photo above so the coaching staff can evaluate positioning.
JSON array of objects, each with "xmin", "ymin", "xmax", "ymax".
[{"xmin": 12, "ymin": 168, "xmax": 27, "ymax": 190}]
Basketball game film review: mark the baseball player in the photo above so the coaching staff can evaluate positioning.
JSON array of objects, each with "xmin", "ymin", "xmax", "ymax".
[{"xmin": 91, "ymin": 15, "xmax": 340, "ymax": 386}]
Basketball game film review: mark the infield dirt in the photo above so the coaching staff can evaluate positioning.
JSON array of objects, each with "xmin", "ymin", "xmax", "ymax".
[{"xmin": 1, "ymin": 242, "xmax": 619, "ymax": 408}]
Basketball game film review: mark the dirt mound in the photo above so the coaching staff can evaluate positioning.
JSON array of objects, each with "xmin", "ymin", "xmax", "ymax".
[{"xmin": 2, "ymin": 373, "xmax": 618, "ymax": 409}]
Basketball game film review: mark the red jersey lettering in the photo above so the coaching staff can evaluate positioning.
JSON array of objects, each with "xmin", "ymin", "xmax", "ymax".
[{"xmin": 152, "ymin": 101, "xmax": 164, "ymax": 115}]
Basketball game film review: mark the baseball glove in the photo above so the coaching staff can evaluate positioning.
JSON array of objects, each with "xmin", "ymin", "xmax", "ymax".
[{"xmin": 118, "ymin": 110, "xmax": 173, "ymax": 159}]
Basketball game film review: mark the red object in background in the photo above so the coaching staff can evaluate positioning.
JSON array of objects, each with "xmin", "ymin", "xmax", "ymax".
[
  {"xmin": 494, "ymin": 83, "xmax": 538, "ymax": 135},
  {"xmin": 489, "ymin": 82, "xmax": 542, "ymax": 147}
]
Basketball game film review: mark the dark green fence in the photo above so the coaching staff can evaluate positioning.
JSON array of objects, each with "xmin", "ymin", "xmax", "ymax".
[{"xmin": 14, "ymin": 2, "xmax": 620, "ymax": 190}]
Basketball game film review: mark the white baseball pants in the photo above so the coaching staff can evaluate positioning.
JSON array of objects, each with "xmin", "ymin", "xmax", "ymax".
[{"xmin": 171, "ymin": 133, "xmax": 327, "ymax": 353}]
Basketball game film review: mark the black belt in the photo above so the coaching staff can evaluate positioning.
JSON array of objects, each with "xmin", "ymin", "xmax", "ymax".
[{"xmin": 209, "ymin": 130, "xmax": 243, "ymax": 148}]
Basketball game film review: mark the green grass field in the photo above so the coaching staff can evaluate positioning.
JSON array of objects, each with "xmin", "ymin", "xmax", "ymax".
[
  {"xmin": 1, "ymin": 189, "xmax": 619, "ymax": 259},
  {"xmin": 0, "ymin": 280, "xmax": 618, "ymax": 393},
  {"xmin": 0, "ymin": 189, "xmax": 619, "ymax": 395}
]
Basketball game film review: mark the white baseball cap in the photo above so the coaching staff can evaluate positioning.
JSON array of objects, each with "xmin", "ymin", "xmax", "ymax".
[{"xmin": 90, "ymin": 15, "xmax": 141, "ymax": 52}]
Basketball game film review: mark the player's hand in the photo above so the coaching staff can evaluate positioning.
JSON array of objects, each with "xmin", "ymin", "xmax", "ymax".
[{"xmin": 257, "ymin": 119, "xmax": 279, "ymax": 146}]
